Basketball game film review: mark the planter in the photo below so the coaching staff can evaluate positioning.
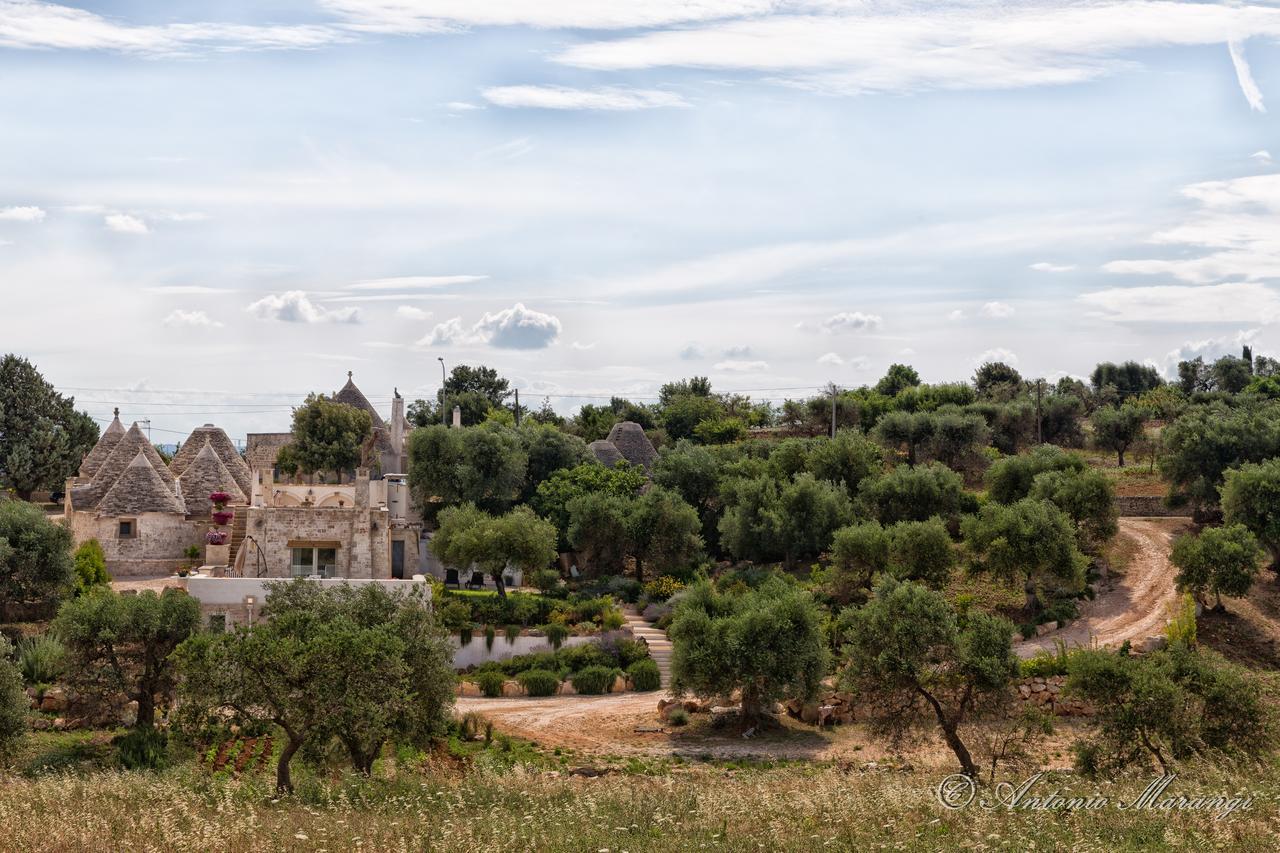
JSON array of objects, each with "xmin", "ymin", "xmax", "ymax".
[
  {"xmin": 211, "ymin": 510, "xmax": 235, "ymax": 526},
  {"xmin": 206, "ymin": 544, "xmax": 231, "ymax": 567},
  {"xmin": 206, "ymin": 530, "xmax": 228, "ymax": 546}
]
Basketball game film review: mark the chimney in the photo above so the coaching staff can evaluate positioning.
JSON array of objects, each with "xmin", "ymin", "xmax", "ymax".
[
  {"xmin": 390, "ymin": 388, "xmax": 404, "ymax": 455},
  {"xmin": 452, "ymin": 405, "xmax": 462, "ymax": 428}
]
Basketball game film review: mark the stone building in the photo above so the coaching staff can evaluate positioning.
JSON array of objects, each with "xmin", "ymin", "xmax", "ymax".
[{"xmin": 587, "ymin": 421, "xmax": 658, "ymax": 472}]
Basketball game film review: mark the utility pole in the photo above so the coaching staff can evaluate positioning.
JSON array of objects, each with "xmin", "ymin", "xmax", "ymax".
[
  {"xmin": 828, "ymin": 382, "xmax": 839, "ymax": 438},
  {"xmin": 1035, "ymin": 379, "xmax": 1043, "ymax": 445},
  {"xmin": 437, "ymin": 357, "xmax": 447, "ymax": 427},
  {"xmin": 514, "ymin": 389, "xmax": 521, "ymax": 427},
  {"xmin": 142, "ymin": 418, "xmax": 151, "ymax": 442}
]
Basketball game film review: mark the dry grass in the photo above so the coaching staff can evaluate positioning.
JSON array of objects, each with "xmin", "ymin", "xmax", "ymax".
[{"xmin": 1, "ymin": 759, "xmax": 1278, "ymax": 851}]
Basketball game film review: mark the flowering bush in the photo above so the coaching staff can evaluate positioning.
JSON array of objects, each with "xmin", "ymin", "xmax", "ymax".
[
  {"xmin": 211, "ymin": 510, "xmax": 234, "ymax": 526},
  {"xmin": 209, "ymin": 491, "xmax": 231, "ymax": 508},
  {"xmin": 205, "ymin": 530, "xmax": 228, "ymax": 545}
]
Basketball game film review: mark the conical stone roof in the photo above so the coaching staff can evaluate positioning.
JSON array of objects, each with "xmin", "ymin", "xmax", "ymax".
[
  {"xmin": 97, "ymin": 452, "xmax": 185, "ymax": 516},
  {"xmin": 333, "ymin": 371, "xmax": 386, "ymax": 430},
  {"xmin": 604, "ymin": 421, "xmax": 658, "ymax": 471},
  {"xmin": 588, "ymin": 440, "xmax": 626, "ymax": 468},
  {"xmin": 78, "ymin": 409, "xmax": 125, "ymax": 478},
  {"xmin": 82, "ymin": 423, "xmax": 177, "ymax": 507},
  {"xmin": 170, "ymin": 424, "xmax": 252, "ymax": 497},
  {"xmin": 177, "ymin": 442, "xmax": 248, "ymax": 515}
]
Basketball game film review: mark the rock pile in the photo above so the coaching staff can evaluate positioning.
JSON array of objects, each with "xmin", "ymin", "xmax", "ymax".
[{"xmin": 1012, "ymin": 675, "xmax": 1093, "ymax": 716}]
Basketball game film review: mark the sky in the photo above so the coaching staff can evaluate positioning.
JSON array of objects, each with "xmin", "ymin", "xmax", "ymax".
[{"xmin": 2, "ymin": 0, "xmax": 1279, "ymax": 444}]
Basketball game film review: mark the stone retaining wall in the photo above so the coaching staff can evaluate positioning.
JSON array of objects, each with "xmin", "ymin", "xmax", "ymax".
[
  {"xmin": 1013, "ymin": 675, "xmax": 1092, "ymax": 716},
  {"xmin": 1114, "ymin": 495, "xmax": 1191, "ymax": 518}
]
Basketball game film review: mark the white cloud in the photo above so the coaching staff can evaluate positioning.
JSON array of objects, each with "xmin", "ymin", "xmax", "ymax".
[
  {"xmin": 246, "ymin": 290, "xmax": 361, "ymax": 324},
  {"xmin": 822, "ymin": 311, "xmax": 882, "ymax": 333},
  {"xmin": 322, "ymin": 0, "xmax": 774, "ymax": 32},
  {"xmin": 981, "ymin": 301, "xmax": 1015, "ymax": 318},
  {"xmin": 395, "ymin": 305, "xmax": 432, "ymax": 320},
  {"xmin": 0, "ymin": 205, "xmax": 45, "ymax": 222},
  {"xmin": 974, "ymin": 347, "xmax": 1019, "ymax": 367},
  {"xmin": 556, "ymin": 2, "xmax": 1280, "ymax": 105},
  {"xmin": 571, "ymin": 340, "xmax": 597, "ymax": 350},
  {"xmin": 418, "ymin": 303, "xmax": 562, "ymax": 349},
  {"xmin": 0, "ymin": 1, "xmax": 342, "ymax": 55},
  {"xmin": 723, "ymin": 344, "xmax": 754, "ymax": 358},
  {"xmin": 1228, "ymin": 40, "xmax": 1266, "ymax": 113},
  {"xmin": 104, "ymin": 213, "xmax": 148, "ymax": 234},
  {"xmin": 473, "ymin": 302, "xmax": 561, "ymax": 349},
  {"xmin": 1029, "ymin": 261, "xmax": 1075, "ymax": 272},
  {"xmin": 679, "ymin": 343, "xmax": 705, "ymax": 360},
  {"xmin": 1080, "ymin": 282, "xmax": 1280, "ymax": 324},
  {"xmin": 349, "ymin": 274, "xmax": 485, "ymax": 290},
  {"xmin": 144, "ymin": 285, "xmax": 230, "ymax": 295},
  {"xmin": 1104, "ymin": 173, "xmax": 1280, "ymax": 283},
  {"xmin": 713, "ymin": 359, "xmax": 769, "ymax": 372},
  {"xmin": 817, "ymin": 352, "xmax": 844, "ymax": 366},
  {"xmin": 1162, "ymin": 329, "xmax": 1260, "ymax": 377},
  {"xmin": 162, "ymin": 309, "xmax": 222, "ymax": 328},
  {"xmin": 482, "ymin": 85, "xmax": 689, "ymax": 111},
  {"xmin": 444, "ymin": 101, "xmax": 482, "ymax": 111},
  {"xmin": 419, "ymin": 317, "xmax": 466, "ymax": 347},
  {"xmin": 1251, "ymin": 149, "xmax": 1272, "ymax": 166},
  {"xmin": 948, "ymin": 309, "xmax": 965, "ymax": 321}
]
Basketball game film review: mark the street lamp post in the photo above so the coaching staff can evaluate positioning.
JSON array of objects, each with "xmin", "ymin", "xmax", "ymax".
[{"xmin": 437, "ymin": 357, "xmax": 447, "ymax": 426}]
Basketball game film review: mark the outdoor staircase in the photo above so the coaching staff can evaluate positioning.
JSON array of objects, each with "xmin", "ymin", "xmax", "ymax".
[
  {"xmin": 228, "ymin": 510, "xmax": 247, "ymax": 565},
  {"xmin": 624, "ymin": 606, "xmax": 672, "ymax": 688}
]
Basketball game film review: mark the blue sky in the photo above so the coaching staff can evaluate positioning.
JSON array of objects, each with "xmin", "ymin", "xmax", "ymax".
[{"xmin": 1, "ymin": 0, "xmax": 1279, "ymax": 442}]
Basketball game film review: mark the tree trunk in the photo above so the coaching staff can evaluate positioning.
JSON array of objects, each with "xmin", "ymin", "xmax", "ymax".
[
  {"xmin": 1024, "ymin": 575, "xmax": 1039, "ymax": 614},
  {"xmin": 15, "ymin": 488, "xmax": 33, "ymax": 501},
  {"xmin": 738, "ymin": 684, "xmax": 772, "ymax": 731},
  {"xmin": 919, "ymin": 687, "xmax": 978, "ymax": 778},
  {"xmin": 635, "ymin": 557, "xmax": 645, "ymax": 584},
  {"xmin": 344, "ymin": 737, "xmax": 379, "ymax": 775},
  {"xmin": 492, "ymin": 571, "xmax": 507, "ymax": 598},
  {"xmin": 1213, "ymin": 589, "xmax": 1225, "ymax": 612},
  {"xmin": 135, "ymin": 690, "xmax": 156, "ymax": 729},
  {"xmin": 1116, "ymin": 450, "xmax": 1125, "ymax": 468},
  {"xmin": 277, "ymin": 735, "xmax": 302, "ymax": 793}
]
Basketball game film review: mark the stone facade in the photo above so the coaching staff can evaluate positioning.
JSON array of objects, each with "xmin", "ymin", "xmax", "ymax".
[
  {"xmin": 1114, "ymin": 495, "xmax": 1192, "ymax": 518},
  {"xmin": 66, "ymin": 511, "xmax": 204, "ymax": 577}
]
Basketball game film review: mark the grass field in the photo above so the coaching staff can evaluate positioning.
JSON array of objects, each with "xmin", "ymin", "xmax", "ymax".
[{"xmin": 1, "ymin": 753, "xmax": 1277, "ymax": 851}]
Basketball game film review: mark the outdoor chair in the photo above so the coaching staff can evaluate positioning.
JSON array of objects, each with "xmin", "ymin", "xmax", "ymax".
[
  {"xmin": 444, "ymin": 568, "xmax": 461, "ymax": 589},
  {"xmin": 466, "ymin": 571, "xmax": 486, "ymax": 590}
]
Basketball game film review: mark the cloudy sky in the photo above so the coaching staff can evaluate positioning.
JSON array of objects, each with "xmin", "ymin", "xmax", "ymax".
[{"xmin": 2, "ymin": 0, "xmax": 1279, "ymax": 442}]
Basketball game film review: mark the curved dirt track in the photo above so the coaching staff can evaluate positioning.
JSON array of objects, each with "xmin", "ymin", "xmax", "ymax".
[
  {"xmin": 1014, "ymin": 516, "xmax": 1185, "ymax": 658},
  {"xmin": 459, "ymin": 518, "xmax": 1182, "ymax": 757}
]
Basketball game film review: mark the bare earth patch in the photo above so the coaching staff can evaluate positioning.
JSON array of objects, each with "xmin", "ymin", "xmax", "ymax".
[{"xmin": 1015, "ymin": 517, "xmax": 1189, "ymax": 658}]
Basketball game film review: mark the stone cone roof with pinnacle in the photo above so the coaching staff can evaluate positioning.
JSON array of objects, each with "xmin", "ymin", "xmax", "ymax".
[
  {"xmin": 588, "ymin": 439, "xmax": 626, "ymax": 468},
  {"xmin": 333, "ymin": 371, "xmax": 387, "ymax": 430},
  {"xmin": 97, "ymin": 452, "xmax": 186, "ymax": 516},
  {"xmin": 177, "ymin": 441, "xmax": 248, "ymax": 516},
  {"xmin": 77, "ymin": 423, "xmax": 177, "ymax": 509},
  {"xmin": 78, "ymin": 409, "xmax": 126, "ymax": 478},
  {"xmin": 604, "ymin": 421, "xmax": 658, "ymax": 471},
  {"xmin": 170, "ymin": 424, "xmax": 252, "ymax": 497}
]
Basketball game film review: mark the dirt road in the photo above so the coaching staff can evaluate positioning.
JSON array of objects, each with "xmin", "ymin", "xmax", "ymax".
[{"xmin": 1014, "ymin": 516, "xmax": 1186, "ymax": 658}]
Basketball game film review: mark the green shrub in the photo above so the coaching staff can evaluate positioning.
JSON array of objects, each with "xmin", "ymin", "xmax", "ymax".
[
  {"xmin": 516, "ymin": 668, "xmax": 560, "ymax": 697},
  {"xmin": 627, "ymin": 658, "xmax": 661, "ymax": 691},
  {"xmin": 667, "ymin": 707, "xmax": 689, "ymax": 726},
  {"xmin": 475, "ymin": 670, "xmax": 506, "ymax": 698},
  {"xmin": 610, "ymin": 638, "xmax": 651, "ymax": 668},
  {"xmin": 1165, "ymin": 592, "xmax": 1197, "ymax": 648},
  {"xmin": 570, "ymin": 664, "xmax": 615, "ymax": 695},
  {"xmin": 438, "ymin": 598, "xmax": 472, "ymax": 631},
  {"xmin": 16, "ymin": 633, "xmax": 65, "ymax": 685},
  {"xmin": 72, "ymin": 540, "xmax": 111, "ymax": 595},
  {"xmin": 504, "ymin": 624, "xmax": 521, "ymax": 643},
  {"xmin": 643, "ymin": 575, "xmax": 686, "ymax": 602},
  {"xmin": 115, "ymin": 728, "xmax": 168, "ymax": 770},
  {"xmin": 484, "ymin": 625, "xmax": 496, "ymax": 651},
  {"xmin": 558, "ymin": 642, "xmax": 613, "ymax": 673},
  {"xmin": 1018, "ymin": 623, "xmax": 1036, "ymax": 640},
  {"xmin": 530, "ymin": 568, "xmax": 561, "ymax": 593},
  {"xmin": 541, "ymin": 623, "xmax": 569, "ymax": 650},
  {"xmin": 601, "ymin": 609, "xmax": 625, "ymax": 631}
]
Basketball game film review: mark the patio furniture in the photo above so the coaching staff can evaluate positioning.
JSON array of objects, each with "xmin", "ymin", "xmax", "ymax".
[
  {"xmin": 444, "ymin": 568, "xmax": 461, "ymax": 589},
  {"xmin": 466, "ymin": 571, "xmax": 485, "ymax": 590}
]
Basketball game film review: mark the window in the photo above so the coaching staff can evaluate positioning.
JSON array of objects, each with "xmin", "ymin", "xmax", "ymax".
[
  {"xmin": 118, "ymin": 519, "xmax": 136, "ymax": 539},
  {"xmin": 290, "ymin": 547, "xmax": 315, "ymax": 578},
  {"xmin": 290, "ymin": 546, "xmax": 339, "ymax": 578}
]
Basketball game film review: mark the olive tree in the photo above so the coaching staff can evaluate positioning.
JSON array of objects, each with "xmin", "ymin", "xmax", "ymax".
[
  {"xmin": 1159, "ymin": 403, "xmax": 1280, "ymax": 509},
  {"xmin": 176, "ymin": 580, "xmax": 454, "ymax": 791},
  {"xmin": 1066, "ymin": 645, "xmax": 1268, "ymax": 776},
  {"xmin": 962, "ymin": 498, "xmax": 1088, "ymax": 612},
  {"xmin": 55, "ymin": 588, "xmax": 200, "ymax": 729},
  {"xmin": 1221, "ymin": 458, "xmax": 1280, "ymax": 567},
  {"xmin": 669, "ymin": 578, "xmax": 828, "ymax": 729},
  {"xmin": 1090, "ymin": 404, "xmax": 1146, "ymax": 467},
  {"xmin": 985, "ymin": 445, "xmax": 1085, "ymax": 504},
  {"xmin": 719, "ymin": 473, "xmax": 853, "ymax": 568},
  {"xmin": 873, "ymin": 411, "xmax": 935, "ymax": 467},
  {"xmin": 1170, "ymin": 524, "xmax": 1262, "ymax": 612},
  {"xmin": 275, "ymin": 393, "xmax": 373, "ymax": 477},
  {"xmin": 432, "ymin": 504, "xmax": 557, "ymax": 596},
  {"xmin": 629, "ymin": 486, "xmax": 703, "ymax": 580},
  {"xmin": 1029, "ymin": 467, "xmax": 1118, "ymax": 552},
  {"xmin": 807, "ymin": 430, "xmax": 884, "ymax": 495},
  {"xmin": 0, "ymin": 499, "xmax": 74, "ymax": 611},
  {"xmin": 827, "ymin": 518, "xmax": 955, "ymax": 603},
  {"xmin": 566, "ymin": 492, "xmax": 634, "ymax": 576},
  {"xmin": 407, "ymin": 422, "xmax": 527, "ymax": 515},
  {"xmin": 859, "ymin": 463, "xmax": 969, "ymax": 524},
  {"xmin": 841, "ymin": 576, "xmax": 1018, "ymax": 778}
]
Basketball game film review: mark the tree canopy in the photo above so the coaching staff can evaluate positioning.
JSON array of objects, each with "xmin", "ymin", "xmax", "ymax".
[
  {"xmin": 432, "ymin": 504, "xmax": 557, "ymax": 595},
  {"xmin": 1170, "ymin": 524, "xmax": 1262, "ymax": 612},
  {"xmin": 0, "ymin": 354, "xmax": 99, "ymax": 499},
  {"xmin": 276, "ymin": 393, "xmax": 373, "ymax": 477},
  {"xmin": 962, "ymin": 498, "xmax": 1087, "ymax": 611},
  {"xmin": 1221, "ymin": 457, "xmax": 1280, "ymax": 566},
  {"xmin": 0, "ymin": 498, "xmax": 74, "ymax": 607}
]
